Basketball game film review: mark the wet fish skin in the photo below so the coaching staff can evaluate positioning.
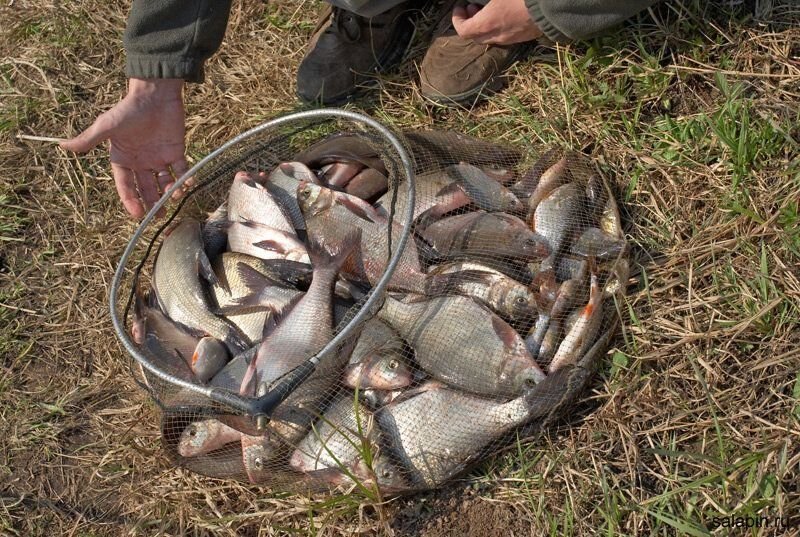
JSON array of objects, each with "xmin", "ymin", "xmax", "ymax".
[
  {"xmin": 210, "ymin": 253, "xmax": 274, "ymax": 343},
  {"xmin": 402, "ymin": 130, "xmax": 523, "ymax": 170},
  {"xmin": 228, "ymin": 171, "xmax": 295, "ymax": 233},
  {"xmin": 599, "ymin": 196, "xmax": 623, "ymax": 239},
  {"xmin": 346, "ymin": 318, "xmax": 402, "ymax": 365},
  {"xmin": 549, "ymin": 273, "xmax": 603, "ymax": 372},
  {"xmin": 298, "ymin": 181, "xmax": 427, "ymax": 293},
  {"xmin": 378, "ymin": 295, "xmax": 545, "ymax": 397},
  {"xmin": 133, "ymin": 288, "xmax": 197, "ymax": 381},
  {"xmin": 526, "ymin": 155, "xmax": 570, "ymax": 214},
  {"xmin": 177, "ymin": 418, "xmax": 242, "ymax": 457},
  {"xmin": 289, "ymin": 396, "xmax": 375, "ymax": 474},
  {"xmin": 422, "ymin": 211, "xmax": 549, "ymax": 262},
  {"xmin": 425, "ymin": 266, "xmax": 539, "ymax": 325},
  {"xmin": 295, "ymin": 132, "xmax": 388, "ymax": 175},
  {"xmin": 241, "ymin": 231, "xmax": 360, "ymax": 394},
  {"xmin": 585, "ymin": 172, "xmax": 609, "ymax": 218},
  {"xmin": 344, "ymin": 351, "xmax": 413, "ymax": 391},
  {"xmin": 572, "ymin": 227, "xmax": 626, "ymax": 260},
  {"xmin": 372, "ymin": 381, "xmax": 551, "ymax": 488},
  {"xmin": 445, "ymin": 163, "xmax": 524, "ymax": 214},
  {"xmin": 362, "ymin": 388, "xmax": 404, "ymax": 408},
  {"xmin": 344, "ymin": 168, "xmax": 389, "ymax": 202},
  {"xmin": 226, "ymin": 220, "xmax": 310, "ymax": 263},
  {"xmin": 530, "ymin": 182, "xmax": 585, "ymax": 264},
  {"xmin": 263, "ymin": 162, "xmax": 322, "ymax": 231},
  {"xmin": 220, "ymin": 262, "xmax": 303, "ymax": 316},
  {"xmin": 191, "ymin": 337, "xmax": 229, "ymax": 382},
  {"xmin": 510, "ymin": 147, "xmax": 562, "ymax": 199},
  {"xmin": 202, "ymin": 202, "xmax": 228, "ymax": 259},
  {"xmin": 320, "ymin": 161, "xmax": 364, "ymax": 188},
  {"xmin": 376, "ymin": 170, "xmax": 471, "ymax": 230},
  {"xmin": 153, "ymin": 219, "xmax": 248, "ymax": 354}
]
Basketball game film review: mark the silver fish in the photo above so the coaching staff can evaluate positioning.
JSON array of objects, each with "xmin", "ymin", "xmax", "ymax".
[
  {"xmin": 228, "ymin": 171, "xmax": 295, "ymax": 233},
  {"xmin": 320, "ymin": 161, "xmax": 364, "ymax": 188},
  {"xmin": 177, "ymin": 418, "xmax": 242, "ymax": 457},
  {"xmin": 219, "ymin": 262, "xmax": 303, "ymax": 317},
  {"xmin": 289, "ymin": 396, "xmax": 376, "ymax": 474},
  {"xmin": 378, "ymin": 295, "xmax": 545, "ymax": 396},
  {"xmin": 191, "ymin": 337, "xmax": 229, "ymax": 382},
  {"xmin": 376, "ymin": 170, "xmax": 471, "ymax": 229},
  {"xmin": 526, "ymin": 155, "xmax": 571, "ymax": 214},
  {"xmin": 425, "ymin": 264, "xmax": 539, "ymax": 325},
  {"xmin": 210, "ymin": 253, "xmax": 273, "ymax": 343},
  {"xmin": 344, "ymin": 352, "xmax": 414, "ymax": 391},
  {"xmin": 226, "ymin": 220, "xmax": 310, "ymax": 263},
  {"xmin": 344, "ymin": 168, "xmax": 389, "ymax": 202},
  {"xmin": 241, "ymin": 232, "xmax": 360, "ymax": 394},
  {"xmin": 571, "ymin": 227, "xmax": 626, "ymax": 260},
  {"xmin": 372, "ymin": 381, "xmax": 552, "ymax": 488},
  {"xmin": 421, "ymin": 211, "xmax": 549, "ymax": 262},
  {"xmin": 298, "ymin": 182, "xmax": 427, "ymax": 293},
  {"xmin": 153, "ymin": 219, "xmax": 248, "ymax": 354},
  {"xmin": 549, "ymin": 273, "xmax": 603, "ymax": 372},
  {"xmin": 444, "ymin": 163, "xmax": 524, "ymax": 213},
  {"xmin": 530, "ymin": 182, "xmax": 585, "ymax": 263},
  {"xmin": 264, "ymin": 162, "xmax": 321, "ymax": 231},
  {"xmin": 510, "ymin": 147, "xmax": 562, "ymax": 199}
]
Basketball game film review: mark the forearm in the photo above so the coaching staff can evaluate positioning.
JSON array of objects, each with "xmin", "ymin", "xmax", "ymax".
[
  {"xmin": 525, "ymin": 0, "xmax": 660, "ymax": 43},
  {"xmin": 124, "ymin": 0, "xmax": 233, "ymax": 83}
]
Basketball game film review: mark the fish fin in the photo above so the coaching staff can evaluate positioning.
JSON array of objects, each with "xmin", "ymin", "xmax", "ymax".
[
  {"xmin": 337, "ymin": 195, "xmax": 385, "ymax": 224},
  {"xmin": 173, "ymin": 348, "xmax": 196, "ymax": 373},
  {"xmin": 491, "ymin": 314, "xmax": 521, "ymax": 348},
  {"xmin": 253, "ymin": 239, "xmax": 288, "ymax": 255},
  {"xmin": 238, "ymin": 173, "xmax": 262, "ymax": 189},
  {"xmin": 196, "ymin": 249, "xmax": 220, "ymax": 288},
  {"xmin": 235, "ymin": 262, "xmax": 285, "ymax": 292},
  {"xmin": 307, "ymin": 229, "xmax": 362, "ymax": 272},
  {"xmin": 425, "ymin": 270, "xmax": 486, "ymax": 296},
  {"xmin": 216, "ymin": 302, "xmax": 270, "ymax": 316},
  {"xmin": 434, "ymin": 181, "xmax": 465, "ymax": 198}
]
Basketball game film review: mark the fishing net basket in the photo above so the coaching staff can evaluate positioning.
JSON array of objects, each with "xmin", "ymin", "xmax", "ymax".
[{"xmin": 109, "ymin": 109, "xmax": 628, "ymax": 495}]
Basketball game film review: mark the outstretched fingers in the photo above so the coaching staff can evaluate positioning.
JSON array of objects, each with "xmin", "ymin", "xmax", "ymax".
[{"xmin": 111, "ymin": 164, "xmax": 145, "ymax": 219}]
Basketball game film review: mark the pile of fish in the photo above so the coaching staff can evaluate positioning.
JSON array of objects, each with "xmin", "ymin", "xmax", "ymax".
[{"xmin": 131, "ymin": 131, "xmax": 628, "ymax": 493}]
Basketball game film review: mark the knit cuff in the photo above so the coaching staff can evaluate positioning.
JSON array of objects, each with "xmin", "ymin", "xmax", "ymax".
[
  {"xmin": 525, "ymin": 0, "xmax": 572, "ymax": 44},
  {"xmin": 125, "ymin": 55, "xmax": 205, "ymax": 83}
]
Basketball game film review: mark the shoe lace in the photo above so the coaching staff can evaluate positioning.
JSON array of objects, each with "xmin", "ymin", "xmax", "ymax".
[{"xmin": 330, "ymin": 7, "xmax": 390, "ymax": 42}]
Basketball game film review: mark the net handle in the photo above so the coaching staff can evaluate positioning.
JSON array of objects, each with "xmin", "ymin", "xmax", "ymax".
[{"xmin": 109, "ymin": 108, "xmax": 416, "ymax": 409}]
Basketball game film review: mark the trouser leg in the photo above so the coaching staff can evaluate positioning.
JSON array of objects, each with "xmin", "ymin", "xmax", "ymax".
[{"xmin": 326, "ymin": 0, "xmax": 418, "ymax": 18}]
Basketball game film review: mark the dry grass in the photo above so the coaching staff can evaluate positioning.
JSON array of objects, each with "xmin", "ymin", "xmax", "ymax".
[{"xmin": 1, "ymin": 0, "xmax": 799, "ymax": 535}]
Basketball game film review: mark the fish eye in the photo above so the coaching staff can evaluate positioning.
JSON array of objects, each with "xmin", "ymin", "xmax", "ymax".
[
  {"xmin": 388, "ymin": 359, "xmax": 399, "ymax": 369},
  {"xmin": 188, "ymin": 425, "xmax": 197, "ymax": 437},
  {"xmin": 253, "ymin": 457, "xmax": 264, "ymax": 470},
  {"xmin": 515, "ymin": 296, "xmax": 527, "ymax": 304},
  {"xmin": 381, "ymin": 469, "xmax": 392, "ymax": 479},
  {"xmin": 523, "ymin": 378, "xmax": 537, "ymax": 388},
  {"xmin": 299, "ymin": 187, "xmax": 311, "ymax": 199}
]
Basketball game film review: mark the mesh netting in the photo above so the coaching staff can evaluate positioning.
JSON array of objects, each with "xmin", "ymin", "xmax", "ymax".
[{"xmin": 110, "ymin": 110, "xmax": 629, "ymax": 495}]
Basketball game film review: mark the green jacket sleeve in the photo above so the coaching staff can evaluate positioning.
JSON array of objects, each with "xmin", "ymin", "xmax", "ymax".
[
  {"xmin": 525, "ymin": 0, "xmax": 659, "ymax": 43},
  {"xmin": 124, "ymin": 0, "xmax": 233, "ymax": 83}
]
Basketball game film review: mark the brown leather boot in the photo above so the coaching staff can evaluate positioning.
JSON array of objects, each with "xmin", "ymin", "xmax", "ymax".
[
  {"xmin": 419, "ymin": 23, "xmax": 534, "ymax": 106},
  {"xmin": 297, "ymin": 2, "xmax": 420, "ymax": 105}
]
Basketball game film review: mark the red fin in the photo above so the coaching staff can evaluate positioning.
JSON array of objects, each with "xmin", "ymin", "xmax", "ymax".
[{"xmin": 491, "ymin": 315, "xmax": 520, "ymax": 347}]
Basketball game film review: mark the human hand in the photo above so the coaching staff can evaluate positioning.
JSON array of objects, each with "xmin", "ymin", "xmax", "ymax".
[
  {"xmin": 61, "ymin": 78, "xmax": 189, "ymax": 219},
  {"xmin": 452, "ymin": 0, "xmax": 543, "ymax": 45}
]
